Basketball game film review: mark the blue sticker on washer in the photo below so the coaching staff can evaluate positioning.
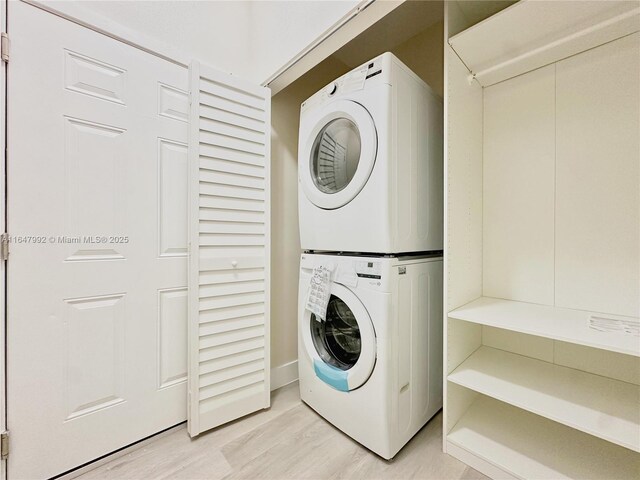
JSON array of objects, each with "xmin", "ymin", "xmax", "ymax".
[{"xmin": 313, "ymin": 359, "xmax": 349, "ymax": 392}]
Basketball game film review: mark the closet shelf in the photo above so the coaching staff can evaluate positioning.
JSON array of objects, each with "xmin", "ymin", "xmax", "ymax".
[
  {"xmin": 448, "ymin": 297, "xmax": 640, "ymax": 358},
  {"xmin": 448, "ymin": 346, "xmax": 640, "ymax": 452},
  {"xmin": 447, "ymin": 396, "xmax": 640, "ymax": 480},
  {"xmin": 448, "ymin": 0, "xmax": 640, "ymax": 87}
]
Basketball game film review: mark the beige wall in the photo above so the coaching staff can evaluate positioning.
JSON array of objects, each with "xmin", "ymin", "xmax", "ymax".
[
  {"xmin": 393, "ymin": 21, "xmax": 444, "ymax": 97},
  {"xmin": 270, "ymin": 57, "xmax": 351, "ymax": 369},
  {"xmin": 270, "ymin": 23, "xmax": 445, "ymax": 371}
]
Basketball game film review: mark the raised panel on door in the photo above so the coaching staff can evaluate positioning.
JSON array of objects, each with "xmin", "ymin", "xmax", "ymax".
[
  {"xmin": 63, "ymin": 116, "xmax": 128, "ymax": 261},
  {"xmin": 188, "ymin": 61, "xmax": 271, "ymax": 436},
  {"xmin": 7, "ymin": 2, "xmax": 189, "ymax": 478}
]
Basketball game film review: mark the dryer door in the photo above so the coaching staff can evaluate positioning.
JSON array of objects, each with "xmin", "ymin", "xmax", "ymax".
[
  {"xmin": 299, "ymin": 99, "xmax": 377, "ymax": 209},
  {"xmin": 302, "ymin": 283, "xmax": 376, "ymax": 391}
]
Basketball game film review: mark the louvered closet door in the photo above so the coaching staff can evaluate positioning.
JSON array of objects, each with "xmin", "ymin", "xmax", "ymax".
[{"xmin": 188, "ymin": 62, "xmax": 271, "ymax": 436}]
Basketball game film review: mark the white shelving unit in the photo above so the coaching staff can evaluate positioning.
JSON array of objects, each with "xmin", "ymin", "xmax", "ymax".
[
  {"xmin": 448, "ymin": 0, "xmax": 640, "ymax": 87},
  {"xmin": 449, "ymin": 297, "xmax": 640, "ymax": 358},
  {"xmin": 443, "ymin": 1, "xmax": 640, "ymax": 478},
  {"xmin": 448, "ymin": 346, "xmax": 640, "ymax": 452},
  {"xmin": 448, "ymin": 397, "xmax": 640, "ymax": 480}
]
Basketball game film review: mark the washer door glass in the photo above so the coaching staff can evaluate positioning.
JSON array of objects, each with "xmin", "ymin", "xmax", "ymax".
[
  {"xmin": 311, "ymin": 119, "xmax": 361, "ymax": 194},
  {"xmin": 310, "ymin": 294, "xmax": 361, "ymax": 370}
]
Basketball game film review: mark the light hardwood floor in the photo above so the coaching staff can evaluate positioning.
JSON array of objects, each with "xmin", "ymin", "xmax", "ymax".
[{"xmin": 73, "ymin": 383, "xmax": 486, "ymax": 480}]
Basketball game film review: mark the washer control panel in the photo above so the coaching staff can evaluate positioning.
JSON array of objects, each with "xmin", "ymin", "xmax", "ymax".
[{"xmin": 355, "ymin": 260, "xmax": 382, "ymax": 279}]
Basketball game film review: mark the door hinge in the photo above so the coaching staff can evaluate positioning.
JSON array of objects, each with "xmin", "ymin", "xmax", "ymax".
[
  {"xmin": 1, "ymin": 431, "xmax": 8, "ymax": 460},
  {"xmin": 1, "ymin": 33, "xmax": 9, "ymax": 63},
  {"xmin": 1, "ymin": 233, "xmax": 9, "ymax": 261}
]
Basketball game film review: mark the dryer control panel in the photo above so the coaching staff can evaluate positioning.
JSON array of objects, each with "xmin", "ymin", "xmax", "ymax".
[{"xmin": 300, "ymin": 54, "xmax": 389, "ymax": 114}]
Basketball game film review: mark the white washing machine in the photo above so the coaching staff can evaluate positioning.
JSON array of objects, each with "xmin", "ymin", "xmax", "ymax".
[
  {"xmin": 297, "ymin": 252, "xmax": 443, "ymax": 459},
  {"xmin": 298, "ymin": 52, "xmax": 443, "ymax": 254}
]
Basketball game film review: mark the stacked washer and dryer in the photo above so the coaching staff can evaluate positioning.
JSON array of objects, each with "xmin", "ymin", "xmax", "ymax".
[{"xmin": 297, "ymin": 52, "xmax": 444, "ymax": 459}]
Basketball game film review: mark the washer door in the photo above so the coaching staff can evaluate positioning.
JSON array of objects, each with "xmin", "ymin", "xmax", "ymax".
[
  {"xmin": 302, "ymin": 283, "xmax": 376, "ymax": 391},
  {"xmin": 300, "ymin": 100, "xmax": 377, "ymax": 210}
]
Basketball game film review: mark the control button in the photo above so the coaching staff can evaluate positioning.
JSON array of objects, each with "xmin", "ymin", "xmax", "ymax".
[{"xmin": 326, "ymin": 82, "xmax": 338, "ymax": 96}]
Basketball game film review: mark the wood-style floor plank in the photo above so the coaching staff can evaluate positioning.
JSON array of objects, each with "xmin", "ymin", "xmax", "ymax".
[{"xmin": 73, "ymin": 383, "xmax": 485, "ymax": 480}]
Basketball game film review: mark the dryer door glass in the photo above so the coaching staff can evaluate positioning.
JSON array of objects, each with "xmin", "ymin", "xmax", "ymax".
[
  {"xmin": 310, "ymin": 294, "xmax": 361, "ymax": 370},
  {"xmin": 311, "ymin": 119, "xmax": 361, "ymax": 194}
]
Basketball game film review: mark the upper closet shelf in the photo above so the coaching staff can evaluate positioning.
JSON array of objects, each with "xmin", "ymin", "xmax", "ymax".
[
  {"xmin": 449, "ymin": 0, "xmax": 640, "ymax": 86},
  {"xmin": 448, "ymin": 297, "xmax": 640, "ymax": 358}
]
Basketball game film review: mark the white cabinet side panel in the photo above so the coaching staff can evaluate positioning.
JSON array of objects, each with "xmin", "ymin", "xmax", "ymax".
[
  {"xmin": 188, "ymin": 62, "xmax": 271, "ymax": 437},
  {"xmin": 483, "ymin": 65, "xmax": 555, "ymax": 305},
  {"xmin": 555, "ymin": 33, "xmax": 640, "ymax": 318},
  {"xmin": 446, "ymin": 46, "xmax": 483, "ymax": 312}
]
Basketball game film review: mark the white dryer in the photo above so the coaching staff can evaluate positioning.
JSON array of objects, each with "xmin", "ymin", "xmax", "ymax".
[
  {"xmin": 298, "ymin": 253, "xmax": 443, "ymax": 459},
  {"xmin": 298, "ymin": 52, "xmax": 443, "ymax": 254}
]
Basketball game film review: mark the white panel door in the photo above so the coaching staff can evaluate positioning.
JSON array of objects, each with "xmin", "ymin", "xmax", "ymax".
[
  {"xmin": 7, "ymin": 3, "xmax": 189, "ymax": 478},
  {"xmin": 188, "ymin": 62, "xmax": 271, "ymax": 436}
]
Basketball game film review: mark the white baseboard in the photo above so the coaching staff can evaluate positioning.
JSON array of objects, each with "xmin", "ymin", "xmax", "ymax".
[{"xmin": 271, "ymin": 360, "xmax": 299, "ymax": 391}]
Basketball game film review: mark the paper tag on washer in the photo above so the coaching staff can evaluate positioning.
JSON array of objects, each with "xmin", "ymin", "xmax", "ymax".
[{"xmin": 305, "ymin": 265, "xmax": 333, "ymax": 321}]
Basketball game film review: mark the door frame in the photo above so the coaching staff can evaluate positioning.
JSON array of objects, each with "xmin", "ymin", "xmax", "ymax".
[{"xmin": 1, "ymin": 0, "xmax": 6, "ymax": 477}]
